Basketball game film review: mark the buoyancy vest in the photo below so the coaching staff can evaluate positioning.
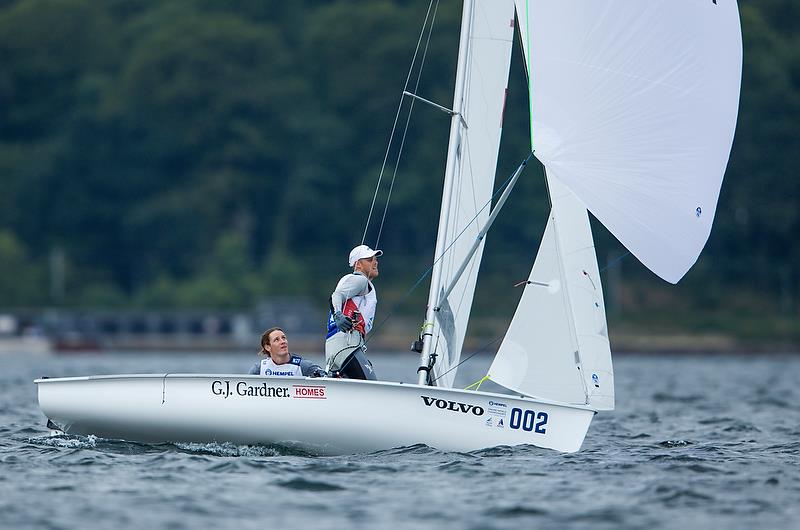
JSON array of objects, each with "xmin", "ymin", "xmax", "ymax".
[
  {"xmin": 344, "ymin": 279, "xmax": 377, "ymax": 335},
  {"xmin": 326, "ymin": 276, "xmax": 378, "ymax": 337},
  {"xmin": 259, "ymin": 355, "xmax": 303, "ymax": 377}
]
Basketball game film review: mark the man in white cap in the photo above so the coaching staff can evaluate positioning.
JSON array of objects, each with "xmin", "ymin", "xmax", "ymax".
[{"xmin": 324, "ymin": 244, "xmax": 383, "ymax": 379}]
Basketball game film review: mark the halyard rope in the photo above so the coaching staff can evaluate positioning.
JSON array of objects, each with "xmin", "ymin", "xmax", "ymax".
[{"xmin": 362, "ymin": 0, "xmax": 441, "ymax": 246}]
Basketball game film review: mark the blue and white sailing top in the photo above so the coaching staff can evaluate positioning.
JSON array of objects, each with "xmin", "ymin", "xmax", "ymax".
[
  {"xmin": 326, "ymin": 272, "xmax": 377, "ymax": 339},
  {"xmin": 248, "ymin": 355, "xmax": 323, "ymax": 377}
]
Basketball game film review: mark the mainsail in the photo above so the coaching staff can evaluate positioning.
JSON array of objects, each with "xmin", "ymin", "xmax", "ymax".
[{"xmin": 419, "ymin": 0, "xmax": 515, "ymax": 388}]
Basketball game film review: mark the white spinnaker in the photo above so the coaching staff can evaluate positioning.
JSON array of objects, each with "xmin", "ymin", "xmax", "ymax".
[
  {"xmin": 516, "ymin": 0, "xmax": 742, "ymax": 283},
  {"xmin": 426, "ymin": 0, "xmax": 515, "ymax": 388},
  {"xmin": 489, "ymin": 175, "xmax": 614, "ymax": 410}
]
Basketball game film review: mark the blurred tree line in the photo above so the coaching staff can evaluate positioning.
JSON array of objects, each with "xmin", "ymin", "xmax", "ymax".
[{"xmin": 0, "ymin": 0, "xmax": 797, "ymax": 340}]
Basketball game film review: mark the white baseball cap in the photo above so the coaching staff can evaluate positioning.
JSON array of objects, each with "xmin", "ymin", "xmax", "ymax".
[{"xmin": 348, "ymin": 245, "xmax": 383, "ymax": 267}]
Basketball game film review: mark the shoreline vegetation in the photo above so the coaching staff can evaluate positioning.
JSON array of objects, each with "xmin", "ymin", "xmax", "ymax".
[
  {"xmin": 1, "ymin": 2, "xmax": 797, "ymax": 349},
  {"xmin": 2, "ymin": 310, "xmax": 795, "ymax": 356}
]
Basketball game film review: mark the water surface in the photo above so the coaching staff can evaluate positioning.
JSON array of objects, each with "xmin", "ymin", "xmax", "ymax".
[{"xmin": 1, "ymin": 351, "xmax": 798, "ymax": 529}]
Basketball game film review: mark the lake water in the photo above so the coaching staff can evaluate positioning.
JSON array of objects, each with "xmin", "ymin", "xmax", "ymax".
[{"xmin": 1, "ymin": 351, "xmax": 798, "ymax": 529}]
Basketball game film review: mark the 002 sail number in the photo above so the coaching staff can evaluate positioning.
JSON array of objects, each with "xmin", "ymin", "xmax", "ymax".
[{"xmin": 509, "ymin": 407, "xmax": 548, "ymax": 434}]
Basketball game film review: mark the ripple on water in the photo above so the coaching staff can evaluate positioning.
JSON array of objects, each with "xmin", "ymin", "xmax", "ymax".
[
  {"xmin": 371, "ymin": 443, "xmax": 440, "ymax": 457},
  {"xmin": 697, "ymin": 416, "xmax": 762, "ymax": 434},
  {"xmin": 12, "ymin": 426, "xmax": 46, "ymax": 436},
  {"xmin": 317, "ymin": 462, "xmax": 400, "ymax": 474},
  {"xmin": 764, "ymin": 441, "xmax": 800, "ymax": 455},
  {"xmin": 651, "ymin": 484, "xmax": 715, "ymax": 507},
  {"xmin": 749, "ymin": 396, "xmax": 791, "ymax": 408},
  {"xmin": 649, "ymin": 453, "xmax": 704, "ymax": 464},
  {"xmin": 698, "ymin": 416, "xmax": 737, "ymax": 425},
  {"xmin": 484, "ymin": 505, "xmax": 548, "ymax": 518},
  {"xmin": 471, "ymin": 445, "xmax": 516, "ymax": 458},
  {"xmin": 624, "ymin": 432, "xmax": 653, "ymax": 440},
  {"xmin": 45, "ymin": 484, "xmax": 76, "ymax": 492},
  {"xmin": 434, "ymin": 459, "xmax": 508, "ymax": 479},
  {"xmin": 721, "ymin": 421, "xmax": 761, "ymax": 433},
  {"xmin": 471, "ymin": 444, "xmax": 551, "ymax": 458},
  {"xmin": 680, "ymin": 463, "xmax": 732, "ymax": 475},
  {"xmin": 278, "ymin": 478, "xmax": 345, "ymax": 492},
  {"xmin": 652, "ymin": 392, "xmax": 705, "ymax": 403}
]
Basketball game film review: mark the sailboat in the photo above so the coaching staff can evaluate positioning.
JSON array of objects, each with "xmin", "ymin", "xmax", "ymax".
[{"xmin": 35, "ymin": 0, "xmax": 742, "ymax": 455}]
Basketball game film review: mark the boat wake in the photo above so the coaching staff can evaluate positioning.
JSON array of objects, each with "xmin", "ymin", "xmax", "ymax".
[
  {"xmin": 172, "ymin": 441, "xmax": 306, "ymax": 458},
  {"xmin": 25, "ymin": 432, "xmax": 320, "ymax": 458},
  {"xmin": 27, "ymin": 433, "xmax": 98, "ymax": 449}
]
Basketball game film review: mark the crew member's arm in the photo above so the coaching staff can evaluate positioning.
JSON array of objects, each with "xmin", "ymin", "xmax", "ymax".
[
  {"xmin": 299, "ymin": 359, "xmax": 327, "ymax": 377},
  {"xmin": 330, "ymin": 273, "xmax": 370, "ymax": 313}
]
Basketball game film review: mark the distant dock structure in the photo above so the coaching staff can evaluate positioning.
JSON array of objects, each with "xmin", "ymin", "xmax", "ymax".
[{"xmin": 1, "ymin": 298, "xmax": 325, "ymax": 353}]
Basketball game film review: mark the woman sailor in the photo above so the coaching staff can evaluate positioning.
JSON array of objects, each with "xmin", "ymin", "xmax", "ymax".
[{"xmin": 249, "ymin": 327, "xmax": 326, "ymax": 377}]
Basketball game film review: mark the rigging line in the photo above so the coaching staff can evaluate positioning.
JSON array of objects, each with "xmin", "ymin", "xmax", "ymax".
[
  {"xmin": 375, "ymin": 0, "xmax": 441, "ymax": 248},
  {"xmin": 464, "ymin": 375, "xmax": 489, "ymax": 391},
  {"xmin": 365, "ymin": 153, "xmax": 532, "ymax": 345},
  {"xmin": 432, "ymin": 336, "xmax": 503, "ymax": 384},
  {"xmin": 362, "ymin": 0, "xmax": 439, "ymax": 245},
  {"xmin": 599, "ymin": 251, "xmax": 630, "ymax": 274},
  {"xmin": 521, "ymin": 0, "xmax": 533, "ymax": 143}
]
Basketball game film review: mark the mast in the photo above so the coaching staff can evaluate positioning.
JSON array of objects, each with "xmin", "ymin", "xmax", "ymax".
[
  {"xmin": 416, "ymin": 0, "xmax": 475, "ymax": 385},
  {"xmin": 415, "ymin": 1, "xmax": 515, "ymax": 386}
]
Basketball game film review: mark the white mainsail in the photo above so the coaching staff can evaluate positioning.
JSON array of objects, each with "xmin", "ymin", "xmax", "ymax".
[
  {"xmin": 420, "ymin": 0, "xmax": 515, "ymax": 388},
  {"xmin": 516, "ymin": 0, "xmax": 742, "ymax": 284}
]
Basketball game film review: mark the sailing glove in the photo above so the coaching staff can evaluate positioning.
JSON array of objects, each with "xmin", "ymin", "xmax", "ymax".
[
  {"xmin": 333, "ymin": 311, "xmax": 353, "ymax": 331},
  {"xmin": 310, "ymin": 368, "xmax": 328, "ymax": 378}
]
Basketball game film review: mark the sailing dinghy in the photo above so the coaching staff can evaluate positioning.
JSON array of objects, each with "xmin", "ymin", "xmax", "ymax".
[{"xmin": 35, "ymin": 0, "xmax": 742, "ymax": 455}]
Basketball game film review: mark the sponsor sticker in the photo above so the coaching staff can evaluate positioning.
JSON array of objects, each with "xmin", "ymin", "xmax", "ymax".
[
  {"xmin": 293, "ymin": 385, "xmax": 327, "ymax": 399},
  {"xmin": 265, "ymin": 368, "xmax": 298, "ymax": 377},
  {"xmin": 485, "ymin": 399, "xmax": 508, "ymax": 428},
  {"xmin": 420, "ymin": 395, "xmax": 484, "ymax": 416},
  {"xmin": 211, "ymin": 380, "xmax": 289, "ymax": 399},
  {"xmin": 487, "ymin": 400, "xmax": 508, "ymax": 416}
]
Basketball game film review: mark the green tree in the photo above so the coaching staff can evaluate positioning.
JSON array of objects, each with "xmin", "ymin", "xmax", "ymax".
[{"xmin": 0, "ymin": 231, "xmax": 45, "ymax": 305}]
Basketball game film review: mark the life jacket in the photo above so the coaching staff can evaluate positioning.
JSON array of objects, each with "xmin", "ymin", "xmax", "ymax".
[
  {"xmin": 259, "ymin": 355, "xmax": 303, "ymax": 377},
  {"xmin": 326, "ymin": 276, "xmax": 377, "ymax": 338},
  {"xmin": 346, "ymin": 278, "xmax": 377, "ymax": 335}
]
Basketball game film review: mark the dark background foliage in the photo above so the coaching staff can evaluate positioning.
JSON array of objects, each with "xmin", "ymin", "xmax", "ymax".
[{"xmin": 0, "ymin": 1, "xmax": 796, "ymax": 342}]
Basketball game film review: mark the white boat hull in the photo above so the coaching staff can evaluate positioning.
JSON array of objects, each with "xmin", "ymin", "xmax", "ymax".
[{"xmin": 35, "ymin": 374, "xmax": 595, "ymax": 455}]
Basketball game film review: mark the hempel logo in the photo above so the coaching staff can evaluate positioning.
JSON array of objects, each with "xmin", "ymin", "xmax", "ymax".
[
  {"xmin": 264, "ymin": 369, "xmax": 296, "ymax": 376},
  {"xmin": 420, "ymin": 396, "xmax": 484, "ymax": 416}
]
